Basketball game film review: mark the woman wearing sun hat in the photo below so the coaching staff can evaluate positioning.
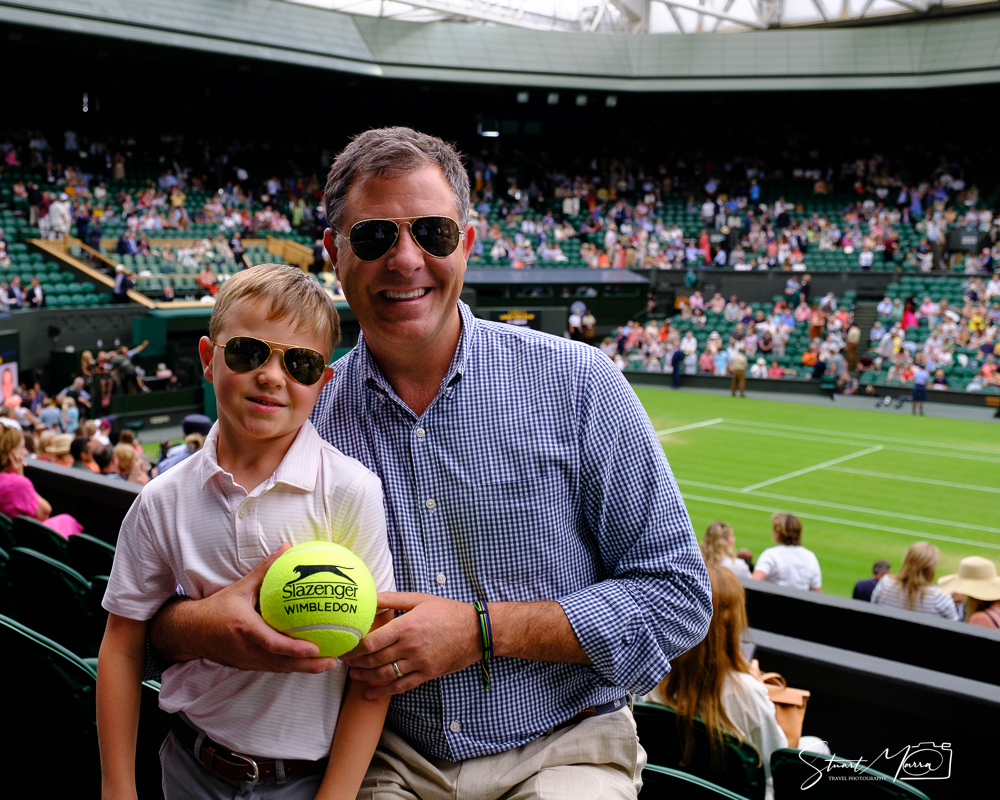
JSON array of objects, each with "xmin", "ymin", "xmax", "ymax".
[{"xmin": 938, "ymin": 557, "xmax": 1000, "ymax": 628}]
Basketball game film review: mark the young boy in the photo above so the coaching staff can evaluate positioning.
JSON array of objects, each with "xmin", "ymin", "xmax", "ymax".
[{"xmin": 97, "ymin": 264, "xmax": 394, "ymax": 800}]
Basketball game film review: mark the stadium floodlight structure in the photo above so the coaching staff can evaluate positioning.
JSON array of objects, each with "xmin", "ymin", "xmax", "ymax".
[{"xmin": 289, "ymin": 0, "xmax": 989, "ymax": 34}]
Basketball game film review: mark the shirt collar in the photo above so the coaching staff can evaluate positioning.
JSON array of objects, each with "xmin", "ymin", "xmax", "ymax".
[
  {"xmin": 198, "ymin": 419, "xmax": 320, "ymax": 493},
  {"xmin": 354, "ymin": 300, "xmax": 477, "ymax": 403}
]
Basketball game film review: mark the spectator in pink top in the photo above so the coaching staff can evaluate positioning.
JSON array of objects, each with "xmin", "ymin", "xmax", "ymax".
[
  {"xmin": 0, "ymin": 419, "xmax": 83, "ymax": 538},
  {"xmin": 901, "ymin": 298, "xmax": 919, "ymax": 331}
]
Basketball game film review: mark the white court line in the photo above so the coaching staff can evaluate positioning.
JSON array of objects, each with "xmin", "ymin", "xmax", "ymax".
[
  {"xmin": 725, "ymin": 417, "xmax": 1000, "ymax": 456},
  {"xmin": 827, "ymin": 467, "xmax": 1000, "ymax": 496},
  {"xmin": 713, "ymin": 424, "xmax": 1000, "ymax": 465},
  {"xmin": 740, "ymin": 446, "xmax": 884, "ymax": 493},
  {"xmin": 680, "ymin": 492, "xmax": 1000, "ymax": 551},
  {"xmin": 655, "ymin": 418, "xmax": 724, "ymax": 437},
  {"xmin": 679, "ymin": 479, "xmax": 1000, "ymax": 535}
]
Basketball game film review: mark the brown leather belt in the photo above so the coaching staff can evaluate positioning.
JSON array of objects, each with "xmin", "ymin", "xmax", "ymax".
[
  {"xmin": 169, "ymin": 714, "xmax": 327, "ymax": 784},
  {"xmin": 554, "ymin": 696, "xmax": 629, "ymax": 731}
]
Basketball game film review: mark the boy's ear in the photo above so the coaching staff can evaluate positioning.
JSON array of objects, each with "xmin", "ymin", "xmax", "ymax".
[
  {"xmin": 317, "ymin": 365, "xmax": 334, "ymax": 392},
  {"xmin": 198, "ymin": 336, "xmax": 215, "ymax": 383}
]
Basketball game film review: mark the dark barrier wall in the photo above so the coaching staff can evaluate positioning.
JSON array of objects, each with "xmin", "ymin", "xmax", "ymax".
[
  {"xmin": 25, "ymin": 460, "xmax": 139, "ymax": 544},
  {"xmin": 636, "ymin": 269, "xmax": 897, "ymax": 304},
  {"xmin": 7, "ymin": 305, "xmax": 149, "ymax": 370},
  {"xmin": 752, "ymin": 628, "xmax": 995, "ymax": 796},
  {"xmin": 742, "ymin": 578, "xmax": 1000, "ymax": 685}
]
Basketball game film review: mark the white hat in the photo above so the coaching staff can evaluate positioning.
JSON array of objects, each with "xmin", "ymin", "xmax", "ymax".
[{"xmin": 59, "ymin": 193, "xmax": 69, "ymax": 201}]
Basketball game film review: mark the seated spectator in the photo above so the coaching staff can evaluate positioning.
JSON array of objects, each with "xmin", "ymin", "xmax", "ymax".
[
  {"xmin": 871, "ymin": 542, "xmax": 961, "ymax": 620},
  {"xmin": 752, "ymin": 513, "xmax": 822, "ymax": 592},
  {"xmin": 0, "ymin": 419, "xmax": 83, "ymax": 537},
  {"xmin": 750, "ymin": 357, "xmax": 768, "ymax": 379},
  {"xmin": 155, "ymin": 432, "xmax": 206, "ymax": 475},
  {"xmin": 701, "ymin": 521, "xmax": 751, "ymax": 579},
  {"xmin": 61, "ymin": 396, "xmax": 79, "ymax": 434},
  {"xmin": 70, "ymin": 435, "xmax": 98, "ymax": 472},
  {"xmin": 852, "ymin": 559, "xmax": 891, "ymax": 602},
  {"xmin": 937, "ymin": 556, "xmax": 1000, "ymax": 628},
  {"xmin": 44, "ymin": 433, "xmax": 74, "ymax": 467},
  {"xmin": 92, "ymin": 444, "xmax": 121, "ymax": 479},
  {"xmin": 931, "ymin": 369, "xmax": 950, "ymax": 390},
  {"xmin": 650, "ymin": 568, "xmax": 828, "ymax": 800},
  {"xmin": 114, "ymin": 443, "xmax": 150, "ymax": 485}
]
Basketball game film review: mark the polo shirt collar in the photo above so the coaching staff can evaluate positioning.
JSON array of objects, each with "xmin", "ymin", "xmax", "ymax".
[
  {"xmin": 355, "ymin": 300, "xmax": 477, "ymax": 401},
  {"xmin": 198, "ymin": 419, "xmax": 320, "ymax": 493}
]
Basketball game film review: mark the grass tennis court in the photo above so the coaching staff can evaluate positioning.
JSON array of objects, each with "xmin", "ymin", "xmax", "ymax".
[{"xmin": 637, "ymin": 388, "xmax": 1000, "ymax": 597}]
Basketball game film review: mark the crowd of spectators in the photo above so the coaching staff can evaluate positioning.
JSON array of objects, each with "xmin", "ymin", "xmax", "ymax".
[
  {"xmin": 867, "ymin": 273, "xmax": 1000, "ymax": 393},
  {"xmin": 599, "ymin": 286, "xmax": 859, "ymax": 391},
  {"xmin": 1, "ymin": 128, "xmax": 329, "ymax": 247},
  {"xmin": 703, "ymin": 518, "xmax": 1000, "ymax": 630},
  {"xmin": 467, "ymin": 151, "xmax": 998, "ymax": 273}
]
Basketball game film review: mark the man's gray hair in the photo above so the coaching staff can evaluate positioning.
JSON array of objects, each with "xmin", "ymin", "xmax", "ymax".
[{"xmin": 324, "ymin": 127, "xmax": 470, "ymax": 233}]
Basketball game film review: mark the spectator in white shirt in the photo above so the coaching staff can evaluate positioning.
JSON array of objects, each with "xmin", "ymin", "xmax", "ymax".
[
  {"xmin": 871, "ymin": 542, "xmax": 961, "ymax": 620},
  {"xmin": 700, "ymin": 521, "xmax": 752, "ymax": 579},
  {"xmin": 752, "ymin": 513, "xmax": 822, "ymax": 592}
]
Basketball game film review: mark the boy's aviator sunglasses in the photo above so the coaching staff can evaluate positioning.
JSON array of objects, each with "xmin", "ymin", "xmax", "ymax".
[
  {"xmin": 336, "ymin": 216, "xmax": 463, "ymax": 262},
  {"xmin": 211, "ymin": 337, "xmax": 328, "ymax": 386}
]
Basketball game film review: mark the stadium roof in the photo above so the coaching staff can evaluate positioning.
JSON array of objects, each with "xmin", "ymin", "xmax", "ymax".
[
  {"xmin": 5, "ymin": 0, "xmax": 1000, "ymax": 89},
  {"xmin": 290, "ymin": 0, "xmax": 998, "ymax": 34}
]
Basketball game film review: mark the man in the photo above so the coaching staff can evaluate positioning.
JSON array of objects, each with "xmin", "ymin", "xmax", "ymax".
[
  {"xmin": 112, "ymin": 264, "xmax": 134, "ymax": 304},
  {"xmin": 26, "ymin": 182, "xmax": 43, "ymax": 228},
  {"xmin": 845, "ymin": 321, "xmax": 861, "ymax": 371},
  {"xmin": 116, "ymin": 230, "xmax": 139, "ymax": 256},
  {"xmin": 7, "ymin": 277, "xmax": 24, "ymax": 309},
  {"xmin": 48, "ymin": 192, "xmax": 72, "ymax": 240},
  {"xmin": 729, "ymin": 346, "xmax": 748, "ymax": 398},
  {"xmin": 60, "ymin": 376, "xmax": 92, "ymax": 420},
  {"xmin": 853, "ymin": 560, "xmax": 891, "ymax": 602},
  {"xmin": 27, "ymin": 277, "xmax": 45, "ymax": 308},
  {"xmin": 70, "ymin": 436, "xmax": 97, "ymax": 472},
  {"xmin": 148, "ymin": 128, "xmax": 710, "ymax": 798}
]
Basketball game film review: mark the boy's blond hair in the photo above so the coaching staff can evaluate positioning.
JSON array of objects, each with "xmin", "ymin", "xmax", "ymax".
[{"xmin": 209, "ymin": 264, "xmax": 340, "ymax": 358}]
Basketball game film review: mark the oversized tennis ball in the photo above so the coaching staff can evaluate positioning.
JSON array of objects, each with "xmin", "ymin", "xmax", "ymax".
[{"xmin": 260, "ymin": 541, "xmax": 377, "ymax": 657}]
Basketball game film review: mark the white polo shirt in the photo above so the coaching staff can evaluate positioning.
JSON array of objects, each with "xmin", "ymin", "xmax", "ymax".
[
  {"xmin": 104, "ymin": 420, "xmax": 395, "ymax": 760},
  {"xmin": 755, "ymin": 545, "xmax": 822, "ymax": 592}
]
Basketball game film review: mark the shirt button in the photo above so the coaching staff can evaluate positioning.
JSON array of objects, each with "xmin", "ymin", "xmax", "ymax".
[
  {"xmin": 449, "ymin": 721, "xmax": 461, "ymax": 733},
  {"xmin": 415, "ymin": 427, "xmax": 426, "ymax": 439},
  {"xmin": 238, "ymin": 508, "xmax": 248, "ymax": 519},
  {"xmin": 425, "ymin": 498, "xmax": 436, "ymax": 510},
  {"xmin": 436, "ymin": 573, "xmax": 447, "ymax": 586}
]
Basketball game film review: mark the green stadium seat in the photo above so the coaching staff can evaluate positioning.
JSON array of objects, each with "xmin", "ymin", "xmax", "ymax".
[
  {"xmin": 9, "ymin": 515, "xmax": 71, "ymax": 563},
  {"xmin": 632, "ymin": 702, "xmax": 765, "ymax": 800},
  {"xmin": 642, "ymin": 765, "xmax": 752, "ymax": 799},
  {"xmin": 67, "ymin": 533, "xmax": 115, "ymax": 580},
  {"xmin": 770, "ymin": 749, "xmax": 932, "ymax": 799},
  {"xmin": 6, "ymin": 548, "xmax": 96, "ymax": 656},
  {"xmin": 0, "ymin": 615, "xmax": 101, "ymax": 787}
]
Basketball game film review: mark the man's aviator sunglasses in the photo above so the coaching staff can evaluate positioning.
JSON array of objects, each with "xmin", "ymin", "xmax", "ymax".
[
  {"xmin": 211, "ymin": 337, "xmax": 329, "ymax": 386},
  {"xmin": 337, "ymin": 216, "xmax": 464, "ymax": 262}
]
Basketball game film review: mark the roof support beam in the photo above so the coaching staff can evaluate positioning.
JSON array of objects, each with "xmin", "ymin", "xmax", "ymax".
[{"xmin": 652, "ymin": 0, "xmax": 767, "ymax": 28}]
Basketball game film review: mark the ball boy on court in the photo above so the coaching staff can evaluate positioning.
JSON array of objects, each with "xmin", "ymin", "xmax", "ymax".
[{"xmin": 97, "ymin": 264, "xmax": 395, "ymax": 800}]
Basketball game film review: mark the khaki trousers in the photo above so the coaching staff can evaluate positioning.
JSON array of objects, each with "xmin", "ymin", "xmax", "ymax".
[
  {"xmin": 731, "ymin": 369, "xmax": 746, "ymax": 397},
  {"xmin": 359, "ymin": 707, "xmax": 645, "ymax": 800}
]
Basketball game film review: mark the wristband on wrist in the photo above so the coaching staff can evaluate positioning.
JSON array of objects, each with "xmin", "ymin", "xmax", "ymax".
[{"xmin": 473, "ymin": 599, "xmax": 493, "ymax": 690}]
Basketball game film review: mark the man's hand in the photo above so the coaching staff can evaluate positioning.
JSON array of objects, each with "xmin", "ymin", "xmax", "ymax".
[
  {"xmin": 149, "ymin": 543, "xmax": 340, "ymax": 674},
  {"xmin": 341, "ymin": 593, "xmax": 481, "ymax": 700}
]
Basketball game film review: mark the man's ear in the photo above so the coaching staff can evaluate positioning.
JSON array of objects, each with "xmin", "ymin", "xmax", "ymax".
[
  {"xmin": 323, "ymin": 229, "xmax": 339, "ymax": 278},
  {"xmin": 199, "ymin": 336, "xmax": 215, "ymax": 383}
]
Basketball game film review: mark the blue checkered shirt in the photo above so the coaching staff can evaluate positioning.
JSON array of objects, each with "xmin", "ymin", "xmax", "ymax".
[{"xmin": 310, "ymin": 301, "xmax": 711, "ymax": 761}]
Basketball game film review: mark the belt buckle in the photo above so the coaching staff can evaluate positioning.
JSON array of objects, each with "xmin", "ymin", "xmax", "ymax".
[{"xmin": 230, "ymin": 752, "xmax": 260, "ymax": 790}]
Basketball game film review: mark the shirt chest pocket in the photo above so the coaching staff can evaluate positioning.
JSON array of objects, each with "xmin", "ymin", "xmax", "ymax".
[{"xmin": 468, "ymin": 472, "xmax": 580, "ymax": 602}]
